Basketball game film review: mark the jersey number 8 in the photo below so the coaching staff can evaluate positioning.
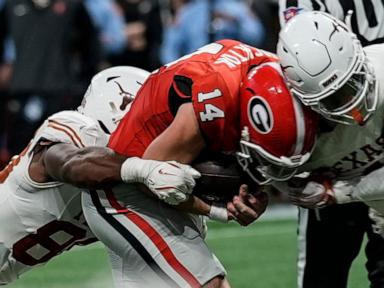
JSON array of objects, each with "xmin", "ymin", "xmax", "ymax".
[{"xmin": 12, "ymin": 220, "xmax": 91, "ymax": 266}]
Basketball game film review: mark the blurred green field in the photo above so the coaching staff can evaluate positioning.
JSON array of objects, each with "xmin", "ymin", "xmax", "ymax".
[{"xmin": 8, "ymin": 219, "xmax": 368, "ymax": 288}]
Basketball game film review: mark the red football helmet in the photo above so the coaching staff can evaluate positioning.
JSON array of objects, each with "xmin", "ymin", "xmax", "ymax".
[{"xmin": 237, "ymin": 62, "xmax": 318, "ymax": 184}]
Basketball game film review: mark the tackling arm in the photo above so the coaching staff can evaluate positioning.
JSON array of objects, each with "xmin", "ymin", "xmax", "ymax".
[
  {"xmin": 44, "ymin": 142, "xmax": 199, "ymax": 204},
  {"xmin": 44, "ymin": 144, "xmax": 126, "ymax": 189}
]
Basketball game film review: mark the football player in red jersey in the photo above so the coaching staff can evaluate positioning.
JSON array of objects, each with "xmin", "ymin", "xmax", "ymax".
[
  {"xmin": 72, "ymin": 40, "xmax": 317, "ymax": 288},
  {"xmin": 0, "ymin": 59, "xmax": 314, "ymax": 287}
]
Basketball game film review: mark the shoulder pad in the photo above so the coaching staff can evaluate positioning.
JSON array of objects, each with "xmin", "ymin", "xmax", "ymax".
[{"xmin": 31, "ymin": 111, "xmax": 109, "ymax": 149}]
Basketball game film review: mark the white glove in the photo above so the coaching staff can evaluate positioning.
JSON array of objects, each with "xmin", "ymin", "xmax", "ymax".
[
  {"xmin": 288, "ymin": 180, "xmax": 356, "ymax": 209},
  {"xmin": 121, "ymin": 157, "xmax": 201, "ymax": 205}
]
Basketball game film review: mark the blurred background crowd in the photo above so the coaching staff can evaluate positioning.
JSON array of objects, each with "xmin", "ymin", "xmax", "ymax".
[{"xmin": 0, "ymin": 0, "xmax": 279, "ymax": 168}]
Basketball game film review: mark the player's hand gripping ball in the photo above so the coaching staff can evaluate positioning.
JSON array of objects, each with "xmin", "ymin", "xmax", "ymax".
[{"xmin": 192, "ymin": 155, "xmax": 256, "ymax": 202}]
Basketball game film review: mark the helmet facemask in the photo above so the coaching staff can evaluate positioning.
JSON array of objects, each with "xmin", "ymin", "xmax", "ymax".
[
  {"xmin": 292, "ymin": 51, "xmax": 378, "ymax": 125},
  {"xmin": 236, "ymin": 127, "xmax": 311, "ymax": 184},
  {"xmin": 237, "ymin": 63, "xmax": 317, "ymax": 185}
]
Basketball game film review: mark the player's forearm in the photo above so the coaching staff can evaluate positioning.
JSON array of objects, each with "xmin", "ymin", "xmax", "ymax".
[
  {"xmin": 58, "ymin": 147, "xmax": 126, "ymax": 189},
  {"xmin": 175, "ymin": 195, "xmax": 212, "ymax": 216}
]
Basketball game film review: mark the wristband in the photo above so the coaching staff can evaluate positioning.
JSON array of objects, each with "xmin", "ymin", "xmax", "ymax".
[
  {"xmin": 209, "ymin": 203, "xmax": 228, "ymax": 223},
  {"xmin": 120, "ymin": 157, "xmax": 145, "ymax": 183}
]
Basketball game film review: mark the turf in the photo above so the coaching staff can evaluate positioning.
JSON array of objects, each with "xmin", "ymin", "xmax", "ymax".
[{"xmin": 8, "ymin": 219, "xmax": 368, "ymax": 288}]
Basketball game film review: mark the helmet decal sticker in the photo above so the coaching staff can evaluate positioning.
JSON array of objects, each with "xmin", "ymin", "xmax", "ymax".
[
  {"xmin": 321, "ymin": 73, "xmax": 338, "ymax": 88},
  {"xmin": 248, "ymin": 96, "xmax": 273, "ymax": 134},
  {"xmin": 114, "ymin": 81, "xmax": 135, "ymax": 99},
  {"xmin": 111, "ymin": 80, "xmax": 136, "ymax": 111},
  {"xmin": 106, "ymin": 75, "xmax": 120, "ymax": 82}
]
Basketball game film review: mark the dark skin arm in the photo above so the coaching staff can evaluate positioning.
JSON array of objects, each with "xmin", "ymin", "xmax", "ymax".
[
  {"xmin": 41, "ymin": 142, "xmax": 213, "ymax": 216},
  {"xmin": 39, "ymin": 103, "xmax": 266, "ymax": 225},
  {"xmin": 42, "ymin": 144, "xmax": 199, "ymax": 205},
  {"xmin": 43, "ymin": 144, "xmax": 126, "ymax": 189}
]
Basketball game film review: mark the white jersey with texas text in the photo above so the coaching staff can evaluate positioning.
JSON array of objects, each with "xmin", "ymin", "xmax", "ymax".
[
  {"xmin": 293, "ymin": 44, "xmax": 384, "ymax": 216},
  {"xmin": 298, "ymin": 44, "xmax": 384, "ymax": 180},
  {"xmin": 0, "ymin": 110, "xmax": 108, "ymax": 284}
]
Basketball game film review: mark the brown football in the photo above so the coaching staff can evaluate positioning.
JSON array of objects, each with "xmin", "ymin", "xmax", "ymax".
[{"xmin": 192, "ymin": 155, "xmax": 251, "ymax": 202}]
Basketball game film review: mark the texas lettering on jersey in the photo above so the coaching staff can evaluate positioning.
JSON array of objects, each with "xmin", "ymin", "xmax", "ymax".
[
  {"xmin": 109, "ymin": 40, "xmax": 278, "ymax": 156},
  {"xmin": 331, "ymin": 131, "xmax": 384, "ymax": 176},
  {"xmin": 298, "ymin": 45, "xmax": 384, "ymax": 180}
]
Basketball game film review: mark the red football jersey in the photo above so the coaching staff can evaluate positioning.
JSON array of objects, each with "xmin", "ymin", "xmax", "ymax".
[{"xmin": 109, "ymin": 40, "xmax": 278, "ymax": 157}]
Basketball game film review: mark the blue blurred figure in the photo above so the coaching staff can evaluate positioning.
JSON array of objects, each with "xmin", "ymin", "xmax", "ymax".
[
  {"xmin": 161, "ymin": 0, "xmax": 265, "ymax": 64},
  {"xmin": 2, "ymin": 0, "xmax": 126, "ymax": 60},
  {"xmin": 84, "ymin": 0, "xmax": 126, "ymax": 56}
]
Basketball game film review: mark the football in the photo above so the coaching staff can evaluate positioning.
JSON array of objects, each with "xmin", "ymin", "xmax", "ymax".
[{"xmin": 192, "ymin": 155, "xmax": 252, "ymax": 202}]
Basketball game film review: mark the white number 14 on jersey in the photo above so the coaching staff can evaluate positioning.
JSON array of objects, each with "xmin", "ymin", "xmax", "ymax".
[{"xmin": 198, "ymin": 89, "xmax": 225, "ymax": 122}]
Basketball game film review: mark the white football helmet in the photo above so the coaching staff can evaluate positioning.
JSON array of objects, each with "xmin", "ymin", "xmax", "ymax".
[
  {"xmin": 78, "ymin": 66, "xmax": 150, "ymax": 134},
  {"xmin": 277, "ymin": 11, "xmax": 377, "ymax": 125}
]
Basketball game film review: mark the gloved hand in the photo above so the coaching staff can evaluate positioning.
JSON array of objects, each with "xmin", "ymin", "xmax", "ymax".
[
  {"xmin": 288, "ymin": 179, "xmax": 356, "ymax": 209},
  {"xmin": 121, "ymin": 157, "xmax": 201, "ymax": 205}
]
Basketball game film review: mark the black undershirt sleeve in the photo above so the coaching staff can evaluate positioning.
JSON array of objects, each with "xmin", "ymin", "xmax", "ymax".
[{"xmin": 168, "ymin": 75, "xmax": 193, "ymax": 116}]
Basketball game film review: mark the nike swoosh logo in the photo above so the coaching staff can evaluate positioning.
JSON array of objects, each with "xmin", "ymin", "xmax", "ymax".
[{"xmin": 158, "ymin": 169, "xmax": 177, "ymax": 176}]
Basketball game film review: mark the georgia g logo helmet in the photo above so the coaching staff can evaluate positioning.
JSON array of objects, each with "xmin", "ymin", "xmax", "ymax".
[
  {"xmin": 248, "ymin": 96, "xmax": 273, "ymax": 134},
  {"xmin": 78, "ymin": 66, "xmax": 150, "ymax": 134},
  {"xmin": 237, "ymin": 62, "xmax": 318, "ymax": 184}
]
